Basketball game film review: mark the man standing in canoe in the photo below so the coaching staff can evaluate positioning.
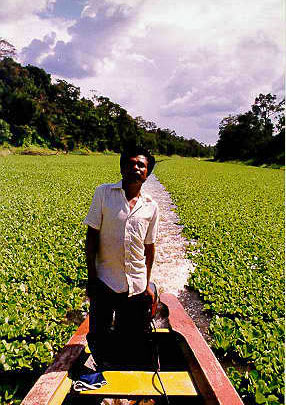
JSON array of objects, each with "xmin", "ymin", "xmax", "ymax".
[{"xmin": 83, "ymin": 146, "xmax": 159, "ymax": 369}]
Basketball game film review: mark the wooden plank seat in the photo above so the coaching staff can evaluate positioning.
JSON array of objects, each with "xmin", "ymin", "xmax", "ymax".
[{"xmin": 79, "ymin": 370, "xmax": 198, "ymax": 397}]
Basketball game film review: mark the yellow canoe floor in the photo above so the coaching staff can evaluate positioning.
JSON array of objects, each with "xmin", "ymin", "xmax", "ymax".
[
  {"xmin": 80, "ymin": 329, "xmax": 197, "ymax": 397},
  {"xmin": 79, "ymin": 371, "xmax": 198, "ymax": 397}
]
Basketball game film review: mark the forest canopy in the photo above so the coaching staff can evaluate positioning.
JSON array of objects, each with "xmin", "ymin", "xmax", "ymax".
[
  {"xmin": 215, "ymin": 93, "xmax": 285, "ymax": 164},
  {"xmin": 0, "ymin": 57, "xmax": 213, "ymax": 157},
  {"xmin": 0, "ymin": 56, "xmax": 283, "ymax": 163}
]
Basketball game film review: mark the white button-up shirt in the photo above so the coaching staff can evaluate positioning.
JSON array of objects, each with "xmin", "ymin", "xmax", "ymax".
[{"xmin": 83, "ymin": 180, "xmax": 159, "ymax": 296}]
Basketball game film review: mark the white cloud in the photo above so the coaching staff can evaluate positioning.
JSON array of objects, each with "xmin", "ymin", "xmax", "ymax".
[
  {"xmin": 20, "ymin": 0, "xmax": 139, "ymax": 77},
  {"xmin": 1, "ymin": 0, "xmax": 72, "ymax": 54},
  {"xmin": 81, "ymin": 0, "xmax": 143, "ymax": 18},
  {"xmin": 0, "ymin": 0, "xmax": 47, "ymax": 21}
]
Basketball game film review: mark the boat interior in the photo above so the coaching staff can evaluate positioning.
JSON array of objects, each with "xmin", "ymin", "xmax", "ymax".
[{"xmin": 63, "ymin": 329, "xmax": 204, "ymax": 404}]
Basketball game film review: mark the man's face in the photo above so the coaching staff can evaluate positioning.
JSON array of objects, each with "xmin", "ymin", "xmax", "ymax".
[{"xmin": 121, "ymin": 155, "xmax": 148, "ymax": 185}]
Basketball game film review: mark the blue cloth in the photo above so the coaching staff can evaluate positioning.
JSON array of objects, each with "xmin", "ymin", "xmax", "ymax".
[{"xmin": 73, "ymin": 372, "xmax": 107, "ymax": 391}]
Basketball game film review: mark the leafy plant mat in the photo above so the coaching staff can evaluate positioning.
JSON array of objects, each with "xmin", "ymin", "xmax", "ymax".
[
  {"xmin": 0, "ymin": 155, "xmax": 120, "ymax": 402},
  {"xmin": 155, "ymin": 157, "xmax": 284, "ymax": 405}
]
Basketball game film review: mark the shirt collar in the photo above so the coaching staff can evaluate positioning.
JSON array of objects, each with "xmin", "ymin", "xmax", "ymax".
[
  {"xmin": 111, "ymin": 180, "xmax": 151, "ymax": 203},
  {"xmin": 111, "ymin": 180, "xmax": 123, "ymax": 189}
]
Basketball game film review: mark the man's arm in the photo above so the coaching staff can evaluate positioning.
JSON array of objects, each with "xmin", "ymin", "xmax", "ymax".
[
  {"xmin": 85, "ymin": 226, "xmax": 100, "ymax": 297},
  {"xmin": 144, "ymin": 243, "xmax": 155, "ymax": 302}
]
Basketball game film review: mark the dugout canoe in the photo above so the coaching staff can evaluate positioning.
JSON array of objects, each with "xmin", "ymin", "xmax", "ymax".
[{"xmin": 21, "ymin": 293, "xmax": 243, "ymax": 405}]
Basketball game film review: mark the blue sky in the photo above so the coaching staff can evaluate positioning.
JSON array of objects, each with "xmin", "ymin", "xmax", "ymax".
[
  {"xmin": 1, "ymin": 0, "xmax": 284, "ymax": 145},
  {"xmin": 39, "ymin": 0, "xmax": 86, "ymax": 20}
]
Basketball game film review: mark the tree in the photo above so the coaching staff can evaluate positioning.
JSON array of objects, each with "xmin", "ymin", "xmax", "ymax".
[
  {"xmin": 135, "ymin": 116, "xmax": 148, "ymax": 130},
  {"xmin": 0, "ymin": 119, "xmax": 12, "ymax": 144},
  {"xmin": 0, "ymin": 57, "xmax": 214, "ymax": 156},
  {"xmin": 216, "ymin": 94, "xmax": 285, "ymax": 163},
  {"xmin": 215, "ymin": 115, "xmax": 239, "ymax": 160},
  {"xmin": 252, "ymin": 93, "xmax": 285, "ymax": 136},
  {"xmin": 0, "ymin": 38, "xmax": 16, "ymax": 59},
  {"xmin": 216, "ymin": 112, "xmax": 264, "ymax": 161},
  {"xmin": 142, "ymin": 132, "xmax": 157, "ymax": 153}
]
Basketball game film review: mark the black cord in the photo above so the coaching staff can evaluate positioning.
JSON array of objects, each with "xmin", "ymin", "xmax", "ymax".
[{"xmin": 151, "ymin": 319, "xmax": 170, "ymax": 405}]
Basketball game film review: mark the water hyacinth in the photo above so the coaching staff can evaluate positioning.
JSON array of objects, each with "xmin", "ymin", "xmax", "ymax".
[{"xmin": 155, "ymin": 157, "xmax": 284, "ymax": 405}]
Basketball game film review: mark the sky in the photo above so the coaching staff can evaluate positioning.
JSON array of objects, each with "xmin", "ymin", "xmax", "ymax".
[{"xmin": 1, "ymin": 0, "xmax": 284, "ymax": 145}]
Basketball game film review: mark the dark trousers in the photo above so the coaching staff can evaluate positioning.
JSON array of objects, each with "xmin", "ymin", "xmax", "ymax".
[{"xmin": 87, "ymin": 279, "xmax": 152, "ymax": 369}]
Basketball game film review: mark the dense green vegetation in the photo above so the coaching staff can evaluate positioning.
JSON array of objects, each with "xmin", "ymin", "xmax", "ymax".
[
  {"xmin": 156, "ymin": 158, "xmax": 284, "ymax": 405},
  {"xmin": 0, "ymin": 154, "xmax": 120, "ymax": 403},
  {"xmin": 0, "ymin": 57, "xmax": 213, "ymax": 157},
  {"xmin": 1, "ymin": 155, "xmax": 284, "ymax": 404},
  {"xmin": 215, "ymin": 93, "xmax": 285, "ymax": 165}
]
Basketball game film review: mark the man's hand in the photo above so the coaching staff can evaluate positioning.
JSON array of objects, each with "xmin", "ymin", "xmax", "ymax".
[
  {"xmin": 144, "ymin": 283, "xmax": 155, "ymax": 303},
  {"xmin": 144, "ymin": 243, "xmax": 155, "ymax": 304}
]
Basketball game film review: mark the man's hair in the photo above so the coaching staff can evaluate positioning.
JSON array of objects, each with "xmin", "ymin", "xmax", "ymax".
[{"xmin": 120, "ymin": 146, "xmax": 155, "ymax": 176}]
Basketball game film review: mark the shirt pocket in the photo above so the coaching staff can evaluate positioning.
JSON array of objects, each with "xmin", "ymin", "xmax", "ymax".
[{"xmin": 130, "ymin": 217, "xmax": 149, "ymax": 240}]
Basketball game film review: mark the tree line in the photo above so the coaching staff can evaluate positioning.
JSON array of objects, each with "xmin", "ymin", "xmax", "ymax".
[
  {"xmin": 0, "ymin": 57, "xmax": 213, "ymax": 157},
  {"xmin": 215, "ymin": 93, "xmax": 285, "ymax": 164}
]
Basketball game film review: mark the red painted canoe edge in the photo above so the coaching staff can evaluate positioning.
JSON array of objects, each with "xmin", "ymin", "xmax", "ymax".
[
  {"xmin": 160, "ymin": 293, "xmax": 243, "ymax": 405},
  {"xmin": 21, "ymin": 316, "xmax": 89, "ymax": 405}
]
